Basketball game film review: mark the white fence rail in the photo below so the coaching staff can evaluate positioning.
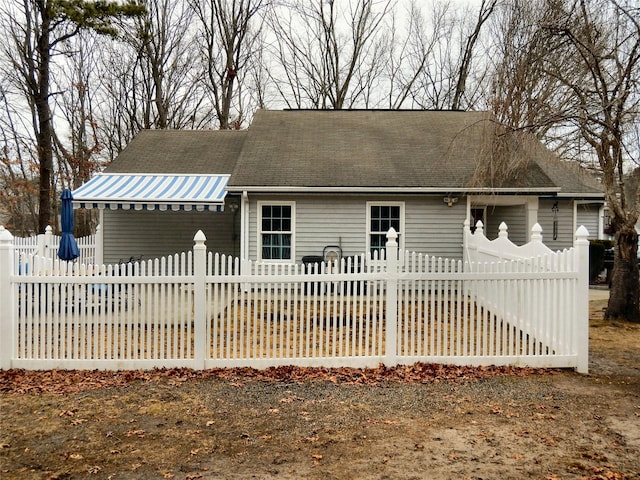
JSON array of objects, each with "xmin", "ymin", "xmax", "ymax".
[
  {"xmin": 0, "ymin": 223, "xmax": 590, "ymax": 373},
  {"xmin": 13, "ymin": 225, "xmax": 101, "ymax": 265}
]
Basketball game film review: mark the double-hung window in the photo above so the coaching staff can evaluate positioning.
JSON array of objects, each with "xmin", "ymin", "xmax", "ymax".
[
  {"xmin": 367, "ymin": 202, "xmax": 404, "ymax": 257},
  {"xmin": 259, "ymin": 202, "xmax": 294, "ymax": 261}
]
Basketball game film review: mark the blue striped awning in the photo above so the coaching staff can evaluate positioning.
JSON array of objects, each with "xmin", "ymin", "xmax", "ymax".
[{"xmin": 72, "ymin": 174, "xmax": 230, "ymax": 211}]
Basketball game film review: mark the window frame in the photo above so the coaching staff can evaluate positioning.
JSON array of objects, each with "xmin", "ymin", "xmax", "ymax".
[
  {"xmin": 257, "ymin": 201, "xmax": 296, "ymax": 262},
  {"xmin": 366, "ymin": 201, "xmax": 405, "ymax": 258}
]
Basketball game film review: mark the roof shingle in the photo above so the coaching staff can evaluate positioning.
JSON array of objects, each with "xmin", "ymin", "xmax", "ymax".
[
  {"xmin": 103, "ymin": 111, "xmax": 603, "ymax": 196},
  {"xmin": 105, "ymin": 130, "xmax": 246, "ymax": 174}
]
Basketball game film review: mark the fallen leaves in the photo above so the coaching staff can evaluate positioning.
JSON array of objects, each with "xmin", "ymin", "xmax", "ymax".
[{"xmin": 0, "ymin": 363, "xmax": 552, "ymax": 395}]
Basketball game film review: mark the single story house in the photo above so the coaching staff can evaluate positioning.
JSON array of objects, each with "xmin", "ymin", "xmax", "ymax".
[{"xmin": 72, "ymin": 110, "xmax": 605, "ymax": 265}]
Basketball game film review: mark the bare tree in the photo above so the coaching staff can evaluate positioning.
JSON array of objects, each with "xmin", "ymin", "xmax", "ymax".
[
  {"xmin": 268, "ymin": 0, "xmax": 392, "ymax": 109},
  {"xmin": 0, "ymin": 84, "xmax": 39, "ymax": 234},
  {"xmin": 542, "ymin": 0, "xmax": 640, "ymax": 322},
  {"xmin": 122, "ymin": 0, "xmax": 210, "ymax": 130},
  {"xmin": 380, "ymin": 1, "xmax": 436, "ymax": 109},
  {"xmin": 408, "ymin": 1, "xmax": 459, "ymax": 109},
  {"xmin": 405, "ymin": 0, "xmax": 494, "ymax": 111},
  {"xmin": 189, "ymin": 0, "xmax": 269, "ymax": 128},
  {"xmin": 0, "ymin": 0, "xmax": 144, "ymax": 233},
  {"xmin": 487, "ymin": 1, "xmax": 572, "ymax": 137},
  {"xmin": 451, "ymin": 0, "xmax": 497, "ymax": 110},
  {"xmin": 50, "ymin": 32, "xmax": 106, "ymax": 235},
  {"xmin": 52, "ymin": 32, "xmax": 102, "ymax": 189},
  {"xmin": 92, "ymin": 42, "xmax": 141, "ymax": 162}
]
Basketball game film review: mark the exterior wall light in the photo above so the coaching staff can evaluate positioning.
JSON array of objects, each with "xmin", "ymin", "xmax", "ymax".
[{"xmin": 444, "ymin": 196, "xmax": 458, "ymax": 207}]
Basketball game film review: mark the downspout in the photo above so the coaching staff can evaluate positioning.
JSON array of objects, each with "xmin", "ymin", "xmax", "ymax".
[
  {"xmin": 463, "ymin": 197, "xmax": 471, "ymax": 267},
  {"xmin": 241, "ymin": 191, "xmax": 249, "ymax": 275},
  {"xmin": 97, "ymin": 209, "xmax": 104, "ymax": 265},
  {"xmin": 598, "ymin": 205, "xmax": 605, "ymax": 240},
  {"xmin": 526, "ymin": 197, "xmax": 539, "ymax": 242}
]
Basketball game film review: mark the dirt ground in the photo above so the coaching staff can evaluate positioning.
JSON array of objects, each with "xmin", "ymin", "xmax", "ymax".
[{"xmin": 1, "ymin": 289, "xmax": 639, "ymax": 480}]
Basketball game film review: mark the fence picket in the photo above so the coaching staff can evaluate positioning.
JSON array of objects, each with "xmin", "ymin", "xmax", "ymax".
[{"xmin": 1, "ymin": 224, "xmax": 590, "ymax": 372}]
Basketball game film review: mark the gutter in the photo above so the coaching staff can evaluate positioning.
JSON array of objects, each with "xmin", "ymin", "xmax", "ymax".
[
  {"xmin": 226, "ymin": 186, "xmax": 564, "ymax": 194},
  {"xmin": 553, "ymin": 192, "xmax": 605, "ymax": 198}
]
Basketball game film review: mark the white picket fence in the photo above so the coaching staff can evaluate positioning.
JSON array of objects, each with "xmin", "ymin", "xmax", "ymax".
[
  {"xmin": 0, "ymin": 222, "xmax": 590, "ymax": 373},
  {"xmin": 13, "ymin": 225, "xmax": 101, "ymax": 265}
]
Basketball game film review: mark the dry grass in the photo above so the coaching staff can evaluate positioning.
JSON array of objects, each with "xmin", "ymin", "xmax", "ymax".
[{"xmin": 1, "ymin": 295, "xmax": 639, "ymax": 480}]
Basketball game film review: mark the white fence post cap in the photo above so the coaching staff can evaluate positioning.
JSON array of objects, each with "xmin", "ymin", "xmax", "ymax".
[
  {"xmin": 531, "ymin": 223, "xmax": 543, "ymax": 241},
  {"xmin": 193, "ymin": 230, "xmax": 207, "ymax": 245},
  {"xmin": 386, "ymin": 227, "xmax": 398, "ymax": 241},
  {"xmin": 575, "ymin": 225, "xmax": 589, "ymax": 243},
  {"xmin": 0, "ymin": 225, "xmax": 13, "ymax": 242}
]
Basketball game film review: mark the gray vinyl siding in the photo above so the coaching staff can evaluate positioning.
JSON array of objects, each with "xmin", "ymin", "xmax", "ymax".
[
  {"xmin": 247, "ymin": 194, "xmax": 467, "ymax": 263},
  {"xmin": 102, "ymin": 208, "xmax": 236, "ymax": 264},
  {"xmin": 537, "ymin": 199, "xmax": 574, "ymax": 251},
  {"xmin": 295, "ymin": 197, "xmax": 365, "ymax": 259},
  {"xmin": 576, "ymin": 203, "xmax": 601, "ymax": 240},
  {"xmin": 248, "ymin": 195, "xmax": 366, "ymax": 263},
  {"xmin": 404, "ymin": 197, "xmax": 466, "ymax": 258},
  {"xmin": 485, "ymin": 205, "xmax": 527, "ymax": 244}
]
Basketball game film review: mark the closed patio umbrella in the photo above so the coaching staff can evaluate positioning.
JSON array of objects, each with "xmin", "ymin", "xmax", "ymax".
[{"xmin": 57, "ymin": 189, "xmax": 80, "ymax": 261}]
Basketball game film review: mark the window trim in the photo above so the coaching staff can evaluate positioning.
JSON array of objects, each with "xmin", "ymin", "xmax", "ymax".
[
  {"xmin": 366, "ymin": 201, "xmax": 405, "ymax": 258},
  {"xmin": 257, "ymin": 201, "xmax": 296, "ymax": 262}
]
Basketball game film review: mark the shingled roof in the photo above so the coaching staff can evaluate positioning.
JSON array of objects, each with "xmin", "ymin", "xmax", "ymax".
[
  {"xmin": 228, "ymin": 110, "xmax": 602, "ymax": 195},
  {"xmin": 104, "ymin": 130, "xmax": 246, "ymax": 174},
  {"xmin": 103, "ymin": 110, "xmax": 603, "ymax": 197}
]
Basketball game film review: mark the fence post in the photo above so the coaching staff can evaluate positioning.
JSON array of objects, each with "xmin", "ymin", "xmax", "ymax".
[
  {"xmin": 530, "ymin": 223, "xmax": 545, "ymax": 256},
  {"xmin": 37, "ymin": 228, "xmax": 45, "ymax": 256},
  {"xmin": 574, "ymin": 225, "xmax": 590, "ymax": 374},
  {"xmin": 0, "ymin": 226, "xmax": 15, "ymax": 369},
  {"xmin": 39, "ymin": 225, "xmax": 54, "ymax": 259},
  {"xmin": 385, "ymin": 228, "xmax": 398, "ymax": 367},
  {"xmin": 193, "ymin": 230, "xmax": 207, "ymax": 369}
]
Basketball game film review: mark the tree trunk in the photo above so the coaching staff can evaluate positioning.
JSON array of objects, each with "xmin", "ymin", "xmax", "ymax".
[
  {"xmin": 36, "ymin": 4, "xmax": 53, "ymax": 234},
  {"xmin": 606, "ymin": 225, "xmax": 640, "ymax": 323}
]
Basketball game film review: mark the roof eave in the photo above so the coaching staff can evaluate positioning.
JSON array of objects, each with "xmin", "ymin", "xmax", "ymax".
[
  {"xmin": 554, "ymin": 192, "xmax": 605, "ymax": 198},
  {"xmin": 226, "ymin": 186, "xmax": 564, "ymax": 194}
]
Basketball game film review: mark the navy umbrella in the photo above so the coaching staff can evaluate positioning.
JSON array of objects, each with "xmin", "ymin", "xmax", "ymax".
[{"xmin": 57, "ymin": 189, "xmax": 80, "ymax": 261}]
